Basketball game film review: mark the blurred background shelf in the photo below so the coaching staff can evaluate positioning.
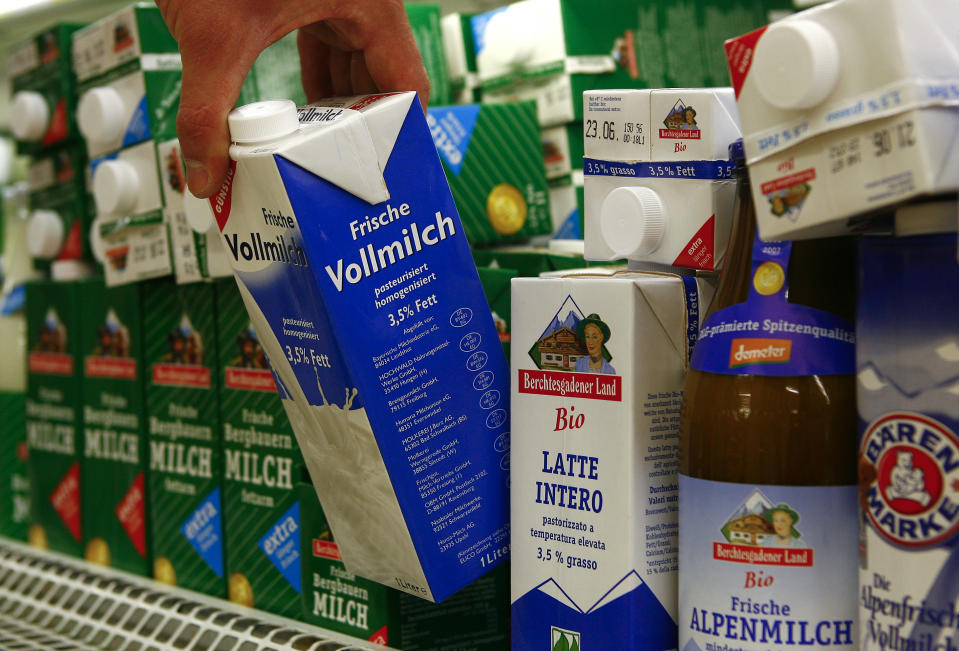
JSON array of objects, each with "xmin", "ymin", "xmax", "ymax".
[{"xmin": 0, "ymin": 537, "xmax": 392, "ymax": 651}]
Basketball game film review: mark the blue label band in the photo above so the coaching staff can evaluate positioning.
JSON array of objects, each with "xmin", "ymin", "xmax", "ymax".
[
  {"xmin": 690, "ymin": 233, "xmax": 855, "ymax": 376},
  {"xmin": 682, "ymin": 276, "xmax": 701, "ymax": 362},
  {"xmin": 584, "ymin": 158, "xmax": 735, "ymax": 181},
  {"xmin": 258, "ymin": 501, "xmax": 302, "ymax": 593},
  {"xmin": 182, "ymin": 487, "xmax": 225, "ymax": 578}
]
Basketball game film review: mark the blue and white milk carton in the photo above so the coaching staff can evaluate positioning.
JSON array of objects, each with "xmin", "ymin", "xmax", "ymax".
[
  {"xmin": 511, "ymin": 270, "xmax": 712, "ymax": 649},
  {"xmin": 204, "ymin": 93, "xmax": 510, "ymax": 603},
  {"xmin": 857, "ymin": 198, "xmax": 959, "ymax": 649}
]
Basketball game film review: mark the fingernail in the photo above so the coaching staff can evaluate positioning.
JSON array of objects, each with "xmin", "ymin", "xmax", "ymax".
[{"xmin": 185, "ymin": 160, "xmax": 210, "ymax": 197}]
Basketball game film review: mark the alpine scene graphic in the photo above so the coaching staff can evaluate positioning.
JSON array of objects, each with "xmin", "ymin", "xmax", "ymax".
[
  {"xmin": 713, "ymin": 489, "xmax": 813, "ymax": 567},
  {"xmin": 519, "ymin": 296, "xmax": 621, "ymax": 401},
  {"xmin": 85, "ymin": 308, "xmax": 137, "ymax": 379},
  {"xmin": 152, "ymin": 314, "xmax": 211, "ymax": 387},
  {"xmin": 224, "ymin": 323, "xmax": 279, "ymax": 392},
  {"xmin": 660, "ymin": 99, "xmax": 701, "ymax": 140},
  {"xmin": 29, "ymin": 307, "xmax": 73, "ymax": 375}
]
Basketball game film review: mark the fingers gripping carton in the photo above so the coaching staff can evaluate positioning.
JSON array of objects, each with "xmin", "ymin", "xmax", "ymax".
[
  {"xmin": 212, "ymin": 93, "xmax": 510, "ymax": 602},
  {"xmin": 725, "ymin": 0, "xmax": 959, "ymax": 240}
]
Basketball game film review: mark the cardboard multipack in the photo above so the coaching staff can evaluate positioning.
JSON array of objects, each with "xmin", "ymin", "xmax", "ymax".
[
  {"xmin": 204, "ymin": 92, "xmax": 510, "ymax": 602},
  {"xmin": 71, "ymin": 3, "xmax": 178, "ymax": 85},
  {"xmin": 725, "ymin": 0, "xmax": 959, "ymax": 240},
  {"xmin": 88, "ymin": 139, "xmax": 173, "ymax": 285},
  {"xmin": 79, "ymin": 279, "xmax": 150, "ymax": 576},
  {"xmin": 299, "ymin": 482, "xmax": 510, "ymax": 648},
  {"xmin": 26, "ymin": 144, "xmax": 93, "ymax": 266},
  {"xmin": 583, "ymin": 88, "xmax": 741, "ymax": 271},
  {"xmin": 76, "ymin": 57, "xmax": 182, "ymax": 159},
  {"xmin": 511, "ymin": 271, "xmax": 712, "ymax": 649},
  {"xmin": 25, "ymin": 278, "xmax": 91, "ymax": 557},
  {"xmin": 856, "ymin": 200, "xmax": 959, "ymax": 649},
  {"xmin": 142, "ymin": 279, "xmax": 224, "ymax": 597},
  {"xmin": 216, "ymin": 279, "xmax": 305, "ymax": 618},
  {"xmin": 8, "ymin": 23, "xmax": 85, "ymax": 155},
  {"xmin": 428, "ymin": 101, "xmax": 552, "ymax": 245}
]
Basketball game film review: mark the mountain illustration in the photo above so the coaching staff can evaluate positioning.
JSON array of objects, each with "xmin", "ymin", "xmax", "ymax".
[
  {"xmin": 726, "ymin": 488, "xmax": 775, "ymax": 522},
  {"xmin": 683, "ymin": 639, "xmax": 703, "ymax": 651},
  {"xmin": 669, "ymin": 98, "xmax": 688, "ymax": 115},
  {"xmin": 540, "ymin": 296, "xmax": 586, "ymax": 340}
]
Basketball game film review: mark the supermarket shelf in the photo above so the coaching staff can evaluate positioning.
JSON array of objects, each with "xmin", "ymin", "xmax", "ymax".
[{"xmin": 0, "ymin": 537, "xmax": 395, "ymax": 651}]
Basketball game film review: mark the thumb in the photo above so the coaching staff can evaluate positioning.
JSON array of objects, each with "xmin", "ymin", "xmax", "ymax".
[{"xmin": 175, "ymin": 33, "xmax": 259, "ymax": 197}]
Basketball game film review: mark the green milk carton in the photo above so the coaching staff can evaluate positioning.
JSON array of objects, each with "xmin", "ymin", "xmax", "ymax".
[
  {"xmin": 442, "ymin": 13, "xmax": 481, "ymax": 104},
  {"xmin": 476, "ymin": 267, "xmax": 517, "ymax": 358},
  {"xmin": 26, "ymin": 144, "xmax": 93, "ymax": 266},
  {"xmin": 699, "ymin": 0, "xmax": 767, "ymax": 88},
  {"xmin": 25, "ymin": 278, "xmax": 90, "ymax": 556},
  {"xmin": 143, "ymin": 279, "xmax": 224, "ymax": 596},
  {"xmin": 246, "ymin": 32, "xmax": 307, "ymax": 106},
  {"xmin": 9, "ymin": 23, "xmax": 85, "ymax": 155},
  {"xmin": 79, "ymin": 279, "xmax": 150, "ymax": 575},
  {"xmin": 71, "ymin": 3, "xmax": 179, "ymax": 84},
  {"xmin": 427, "ymin": 101, "xmax": 552, "ymax": 245},
  {"xmin": 406, "ymin": 3, "xmax": 451, "ymax": 106},
  {"xmin": 299, "ymin": 482, "xmax": 510, "ymax": 648},
  {"xmin": 0, "ymin": 390, "xmax": 28, "ymax": 541},
  {"xmin": 76, "ymin": 58, "xmax": 182, "ymax": 159},
  {"xmin": 216, "ymin": 279, "xmax": 304, "ymax": 618},
  {"xmin": 542, "ymin": 122, "xmax": 584, "ymax": 180}
]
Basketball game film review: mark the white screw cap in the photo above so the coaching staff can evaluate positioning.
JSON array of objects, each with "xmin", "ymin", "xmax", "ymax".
[
  {"xmin": 600, "ymin": 186, "xmax": 667, "ymax": 258},
  {"xmin": 10, "ymin": 91, "xmax": 50, "ymax": 141},
  {"xmin": 77, "ymin": 87, "xmax": 126, "ymax": 144},
  {"xmin": 229, "ymin": 100, "xmax": 299, "ymax": 144},
  {"xmin": 51, "ymin": 259, "xmax": 95, "ymax": 281},
  {"xmin": 753, "ymin": 20, "xmax": 840, "ymax": 111},
  {"xmin": 26, "ymin": 209, "xmax": 65, "ymax": 259},
  {"xmin": 88, "ymin": 218, "xmax": 107, "ymax": 264},
  {"xmin": 93, "ymin": 160, "xmax": 140, "ymax": 215}
]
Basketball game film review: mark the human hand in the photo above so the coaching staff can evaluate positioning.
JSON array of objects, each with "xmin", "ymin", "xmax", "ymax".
[{"xmin": 156, "ymin": 0, "xmax": 430, "ymax": 197}]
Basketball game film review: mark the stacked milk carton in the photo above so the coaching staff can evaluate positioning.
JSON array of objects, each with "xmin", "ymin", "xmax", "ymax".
[
  {"xmin": 0, "ymin": 185, "xmax": 36, "ymax": 543},
  {"xmin": 9, "ymin": 23, "xmax": 96, "ymax": 274},
  {"xmin": 725, "ymin": 0, "xmax": 959, "ymax": 240},
  {"xmin": 583, "ymin": 88, "xmax": 742, "ymax": 271},
  {"xmin": 73, "ymin": 3, "xmax": 180, "ymax": 286}
]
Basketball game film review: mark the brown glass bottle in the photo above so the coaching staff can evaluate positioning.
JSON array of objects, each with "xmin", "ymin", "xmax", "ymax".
[{"xmin": 679, "ymin": 164, "xmax": 858, "ymax": 486}]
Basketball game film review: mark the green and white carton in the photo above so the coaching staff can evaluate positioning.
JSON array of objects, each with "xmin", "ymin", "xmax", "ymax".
[
  {"xmin": 26, "ymin": 144, "xmax": 93, "ymax": 265},
  {"xmin": 88, "ymin": 139, "xmax": 173, "ymax": 286},
  {"xmin": 699, "ymin": 0, "xmax": 768, "ymax": 88},
  {"xmin": 542, "ymin": 122, "xmax": 584, "ymax": 180},
  {"xmin": 216, "ymin": 279, "xmax": 304, "ymax": 618},
  {"xmin": 406, "ymin": 4, "xmax": 451, "ymax": 106},
  {"xmin": 441, "ymin": 13, "xmax": 480, "ymax": 104},
  {"xmin": 143, "ymin": 279, "xmax": 224, "ymax": 597},
  {"xmin": 9, "ymin": 23, "xmax": 85, "ymax": 154},
  {"xmin": 77, "ymin": 59, "xmax": 182, "ymax": 159},
  {"xmin": 299, "ymin": 482, "xmax": 509, "ymax": 648},
  {"xmin": 72, "ymin": 3, "xmax": 178, "ymax": 84},
  {"xmin": 0, "ymin": 391, "xmax": 29, "ymax": 541},
  {"xmin": 472, "ymin": 0, "xmax": 659, "ymax": 126},
  {"xmin": 25, "ymin": 278, "xmax": 90, "ymax": 557},
  {"xmin": 547, "ymin": 171, "xmax": 585, "ymax": 240},
  {"xmin": 427, "ymin": 101, "xmax": 551, "ymax": 245},
  {"xmin": 476, "ymin": 266, "xmax": 517, "ymax": 358},
  {"xmin": 79, "ymin": 279, "xmax": 150, "ymax": 575},
  {"xmin": 245, "ymin": 32, "xmax": 307, "ymax": 107}
]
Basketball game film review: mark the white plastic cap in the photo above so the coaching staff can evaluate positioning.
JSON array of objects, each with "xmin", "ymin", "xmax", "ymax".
[
  {"xmin": 51, "ymin": 259, "xmax": 95, "ymax": 281},
  {"xmin": 77, "ymin": 87, "xmax": 126, "ymax": 144},
  {"xmin": 93, "ymin": 160, "xmax": 141, "ymax": 215},
  {"xmin": 26, "ymin": 209, "xmax": 65, "ymax": 259},
  {"xmin": 600, "ymin": 186, "xmax": 667, "ymax": 258},
  {"xmin": 752, "ymin": 20, "xmax": 840, "ymax": 111},
  {"xmin": 10, "ymin": 91, "xmax": 50, "ymax": 141},
  {"xmin": 228, "ymin": 100, "xmax": 299, "ymax": 143},
  {"xmin": 0, "ymin": 138, "xmax": 13, "ymax": 186},
  {"xmin": 183, "ymin": 189, "xmax": 215, "ymax": 233},
  {"xmin": 88, "ymin": 218, "xmax": 107, "ymax": 264}
]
